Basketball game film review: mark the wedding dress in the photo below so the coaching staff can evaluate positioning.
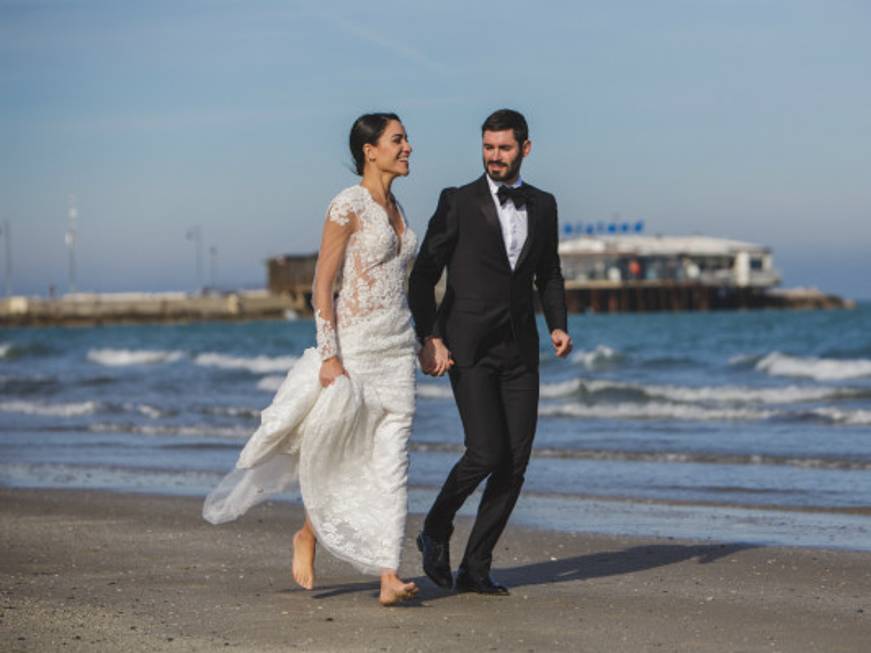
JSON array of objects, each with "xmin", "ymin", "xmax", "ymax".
[{"xmin": 203, "ymin": 185, "xmax": 418, "ymax": 574}]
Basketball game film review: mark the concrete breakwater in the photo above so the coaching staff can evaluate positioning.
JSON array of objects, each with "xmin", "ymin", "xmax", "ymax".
[{"xmin": 0, "ymin": 290, "xmax": 306, "ymax": 327}]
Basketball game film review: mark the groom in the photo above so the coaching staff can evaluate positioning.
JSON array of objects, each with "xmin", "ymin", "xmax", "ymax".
[{"xmin": 409, "ymin": 109, "xmax": 572, "ymax": 595}]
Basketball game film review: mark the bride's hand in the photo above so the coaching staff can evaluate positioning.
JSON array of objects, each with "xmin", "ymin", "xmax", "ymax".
[
  {"xmin": 419, "ymin": 337, "xmax": 454, "ymax": 376},
  {"xmin": 319, "ymin": 356, "xmax": 348, "ymax": 387}
]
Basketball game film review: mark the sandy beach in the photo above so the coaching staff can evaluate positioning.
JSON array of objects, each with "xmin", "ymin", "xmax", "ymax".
[{"xmin": 1, "ymin": 489, "xmax": 869, "ymax": 652}]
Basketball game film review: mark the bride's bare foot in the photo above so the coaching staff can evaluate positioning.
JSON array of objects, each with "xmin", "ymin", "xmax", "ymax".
[
  {"xmin": 379, "ymin": 572, "xmax": 418, "ymax": 606},
  {"xmin": 292, "ymin": 528, "xmax": 316, "ymax": 590}
]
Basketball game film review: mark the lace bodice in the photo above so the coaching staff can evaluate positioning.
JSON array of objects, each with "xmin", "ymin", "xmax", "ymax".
[{"xmin": 313, "ymin": 185, "xmax": 418, "ymax": 360}]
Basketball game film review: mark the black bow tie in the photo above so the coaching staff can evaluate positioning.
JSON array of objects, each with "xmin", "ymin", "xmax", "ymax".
[{"xmin": 496, "ymin": 184, "xmax": 528, "ymax": 209}]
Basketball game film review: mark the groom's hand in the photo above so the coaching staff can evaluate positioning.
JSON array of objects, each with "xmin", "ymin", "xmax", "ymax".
[
  {"xmin": 551, "ymin": 329, "xmax": 573, "ymax": 358},
  {"xmin": 419, "ymin": 337, "xmax": 454, "ymax": 376}
]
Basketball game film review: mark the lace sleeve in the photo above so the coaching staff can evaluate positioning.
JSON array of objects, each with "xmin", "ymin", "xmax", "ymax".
[{"xmin": 312, "ymin": 197, "xmax": 357, "ymax": 360}]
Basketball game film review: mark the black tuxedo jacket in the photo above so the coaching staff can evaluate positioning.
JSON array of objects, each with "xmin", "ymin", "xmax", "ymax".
[{"xmin": 409, "ymin": 175, "xmax": 567, "ymax": 368}]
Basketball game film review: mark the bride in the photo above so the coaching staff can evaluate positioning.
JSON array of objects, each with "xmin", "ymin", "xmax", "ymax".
[{"xmin": 203, "ymin": 113, "xmax": 419, "ymax": 606}]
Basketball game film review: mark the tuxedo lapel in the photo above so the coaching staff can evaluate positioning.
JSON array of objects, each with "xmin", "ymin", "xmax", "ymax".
[
  {"xmin": 513, "ymin": 186, "xmax": 538, "ymax": 272},
  {"xmin": 474, "ymin": 176, "xmax": 511, "ymax": 268}
]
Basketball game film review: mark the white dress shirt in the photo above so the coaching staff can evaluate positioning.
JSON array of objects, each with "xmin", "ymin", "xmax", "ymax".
[{"xmin": 486, "ymin": 174, "xmax": 528, "ymax": 270}]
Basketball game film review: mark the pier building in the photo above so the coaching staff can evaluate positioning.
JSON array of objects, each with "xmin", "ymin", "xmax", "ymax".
[{"xmin": 556, "ymin": 234, "xmax": 787, "ymax": 312}]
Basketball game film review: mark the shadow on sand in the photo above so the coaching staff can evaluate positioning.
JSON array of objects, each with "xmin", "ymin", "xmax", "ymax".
[
  {"xmin": 494, "ymin": 542, "xmax": 756, "ymax": 589},
  {"xmin": 304, "ymin": 541, "xmax": 757, "ymax": 604}
]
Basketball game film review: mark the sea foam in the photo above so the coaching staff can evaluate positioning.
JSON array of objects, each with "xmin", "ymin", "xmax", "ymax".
[
  {"xmin": 120, "ymin": 403, "xmax": 167, "ymax": 419},
  {"xmin": 194, "ymin": 353, "xmax": 297, "ymax": 374},
  {"xmin": 0, "ymin": 399, "xmax": 100, "ymax": 417},
  {"xmin": 629, "ymin": 382, "xmax": 861, "ymax": 405},
  {"xmin": 89, "ymin": 422, "xmax": 250, "ymax": 438},
  {"xmin": 257, "ymin": 375, "xmax": 286, "ymax": 392},
  {"xmin": 417, "ymin": 383, "xmax": 453, "ymax": 399}
]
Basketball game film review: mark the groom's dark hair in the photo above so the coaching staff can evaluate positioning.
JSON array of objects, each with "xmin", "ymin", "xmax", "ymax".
[{"xmin": 481, "ymin": 109, "xmax": 529, "ymax": 145}]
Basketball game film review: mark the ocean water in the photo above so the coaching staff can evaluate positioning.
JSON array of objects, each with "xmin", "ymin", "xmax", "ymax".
[{"xmin": 2, "ymin": 305, "xmax": 871, "ymax": 551}]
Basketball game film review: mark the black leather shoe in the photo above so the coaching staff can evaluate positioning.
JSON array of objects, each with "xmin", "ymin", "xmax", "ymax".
[
  {"xmin": 416, "ymin": 531, "xmax": 453, "ymax": 589},
  {"xmin": 454, "ymin": 570, "xmax": 510, "ymax": 596}
]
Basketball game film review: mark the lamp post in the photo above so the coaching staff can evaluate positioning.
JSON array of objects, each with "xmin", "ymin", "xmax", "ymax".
[
  {"xmin": 185, "ymin": 225, "xmax": 203, "ymax": 293},
  {"xmin": 0, "ymin": 220, "xmax": 10, "ymax": 296},
  {"xmin": 209, "ymin": 246, "xmax": 218, "ymax": 291},
  {"xmin": 66, "ymin": 195, "xmax": 78, "ymax": 294}
]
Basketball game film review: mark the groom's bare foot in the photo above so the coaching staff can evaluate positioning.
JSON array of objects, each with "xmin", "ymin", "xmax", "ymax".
[
  {"xmin": 379, "ymin": 573, "xmax": 418, "ymax": 606},
  {"xmin": 292, "ymin": 529, "xmax": 316, "ymax": 590}
]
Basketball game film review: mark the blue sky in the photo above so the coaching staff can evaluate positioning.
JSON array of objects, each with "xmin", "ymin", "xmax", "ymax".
[{"xmin": 2, "ymin": 0, "xmax": 869, "ymax": 298}]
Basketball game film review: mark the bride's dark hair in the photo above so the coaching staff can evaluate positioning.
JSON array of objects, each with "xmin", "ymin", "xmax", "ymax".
[{"xmin": 349, "ymin": 112, "xmax": 401, "ymax": 175}]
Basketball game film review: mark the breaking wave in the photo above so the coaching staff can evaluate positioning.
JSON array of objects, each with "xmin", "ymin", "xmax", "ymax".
[
  {"xmin": 0, "ymin": 374, "xmax": 61, "ymax": 396},
  {"xmin": 0, "ymin": 342, "xmax": 57, "ymax": 359},
  {"xmin": 590, "ymin": 380, "xmax": 868, "ymax": 405},
  {"xmin": 539, "ymin": 401, "xmax": 775, "ymax": 422},
  {"xmin": 419, "ymin": 377, "xmax": 869, "ymax": 406},
  {"xmin": 540, "ymin": 379, "xmax": 584, "ymax": 398},
  {"xmin": 571, "ymin": 345, "xmax": 622, "ymax": 370},
  {"xmin": 88, "ymin": 348, "xmax": 184, "ymax": 367},
  {"xmin": 419, "ymin": 378, "xmax": 594, "ymax": 400},
  {"xmin": 528, "ymin": 447, "xmax": 871, "ymax": 470},
  {"xmin": 754, "ymin": 352, "xmax": 871, "ymax": 381},
  {"xmin": 728, "ymin": 353, "xmax": 761, "ymax": 368},
  {"xmin": 411, "ymin": 441, "xmax": 871, "ymax": 470},
  {"xmin": 811, "ymin": 407, "xmax": 871, "ymax": 426}
]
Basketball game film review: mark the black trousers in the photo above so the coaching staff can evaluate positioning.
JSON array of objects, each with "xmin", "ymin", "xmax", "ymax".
[{"xmin": 423, "ymin": 328, "xmax": 539, "ymax": 575}]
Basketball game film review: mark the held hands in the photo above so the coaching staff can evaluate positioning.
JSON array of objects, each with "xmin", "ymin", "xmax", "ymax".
[
  {"xmin": 419, "ymin": 337, "xmax": 454, "ymax": 376},
  {"xmin": 319, "ymin": 356, "xmax": 348, "ymax": 387},
  {"xmin": 419, "ymin": 332, "xmax": 570, "ymax": 371},
  {"xmin": 551, "ymin": 329, "xmax": 573, "ymax": 358}
]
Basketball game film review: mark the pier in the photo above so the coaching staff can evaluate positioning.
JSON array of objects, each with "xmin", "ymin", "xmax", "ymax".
[
  {"xmin": 0, "ymin": 234, "xmax": 852, "ymax": 327},
  {"xmin": 559, "ymin": 280, "xmax": 851, "ymax": 313}
]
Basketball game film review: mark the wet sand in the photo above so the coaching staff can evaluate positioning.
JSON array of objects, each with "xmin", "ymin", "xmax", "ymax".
[{"xmin": 1, "ymin": 489, "xmax": 869, "ymax": 652}]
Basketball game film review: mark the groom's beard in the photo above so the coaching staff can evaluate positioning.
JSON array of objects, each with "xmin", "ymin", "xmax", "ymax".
[{"xmin": 484, "ymin": 152, "xmax": 523, "ymax": 183}]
